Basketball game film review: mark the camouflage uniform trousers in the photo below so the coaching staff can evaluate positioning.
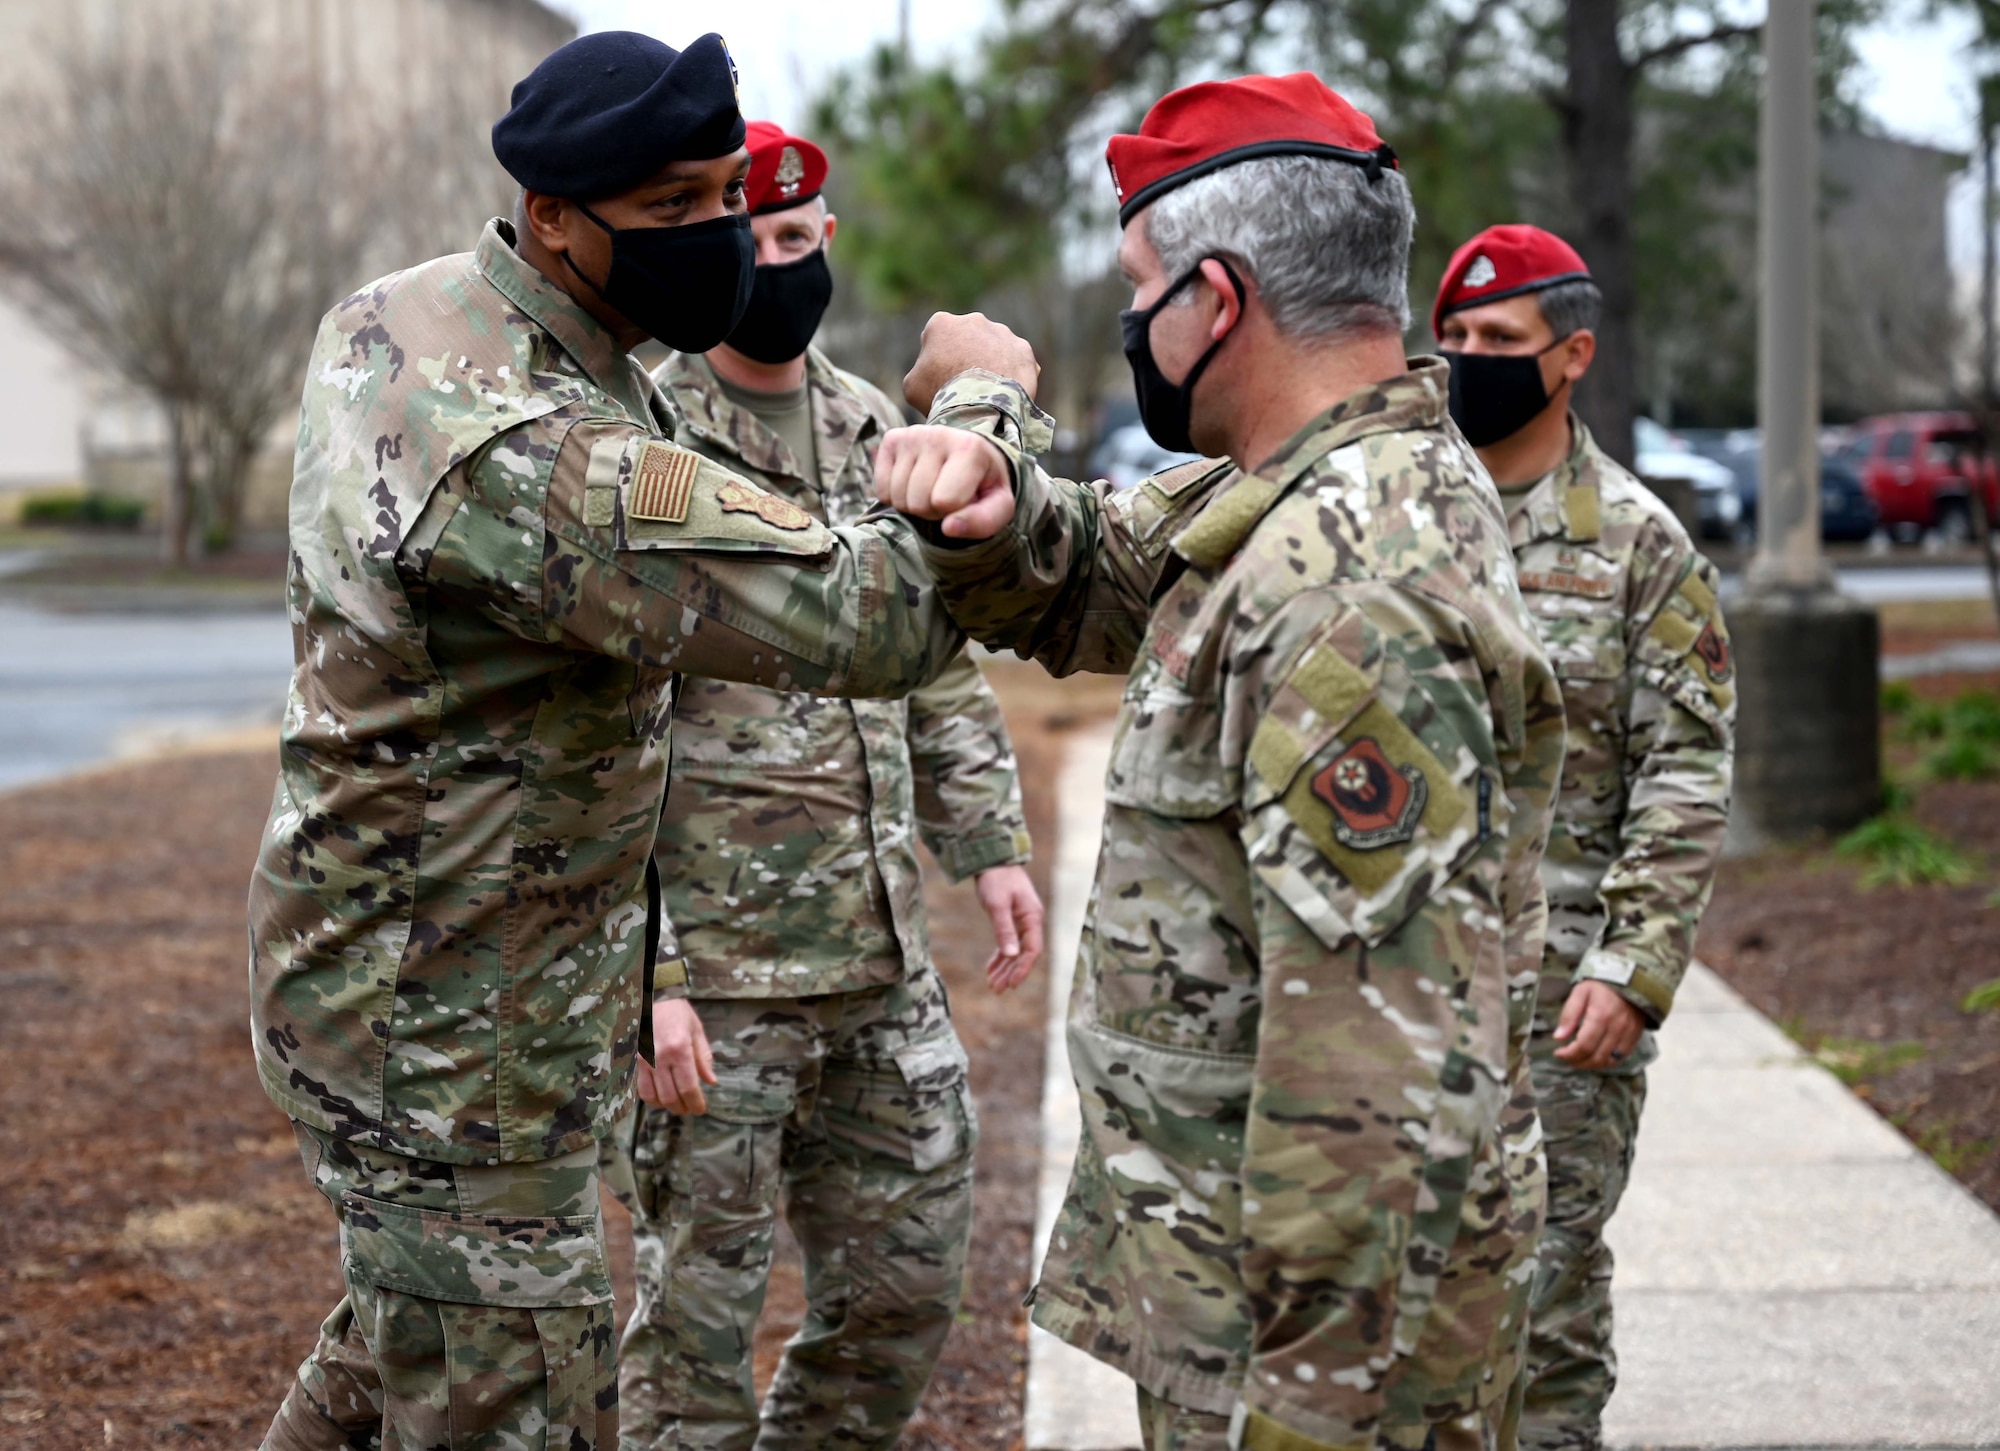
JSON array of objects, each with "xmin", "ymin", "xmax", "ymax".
[
  {"xmin": 1520, "ymin": 1037, "xmax": 1650, "ymax": 1451},
  {"xmin": 603, "ymin": 964, "xmax": 978, "ymax": 1451},
  {"xmin": 261, "ymin": 1122, "xmax": 618, "ymax": 1451},
  {"xmin": 1131, "ymin": 1386, "xmax": 1521, "ymax": 1451}
]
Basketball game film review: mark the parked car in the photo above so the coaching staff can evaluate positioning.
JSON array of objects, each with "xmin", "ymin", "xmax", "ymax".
[
  {"xmin": 1087, "ymin": 421, "xmax": 1201, "ymax": 490},
  {"xmin": 1634, "ymin": 417, "xmax": 1742, "ymax": 540},
  {"xmin": 1836, "ymin": 411, "xmax": 2000, "ymax": 544},
  {"xmin": 1680, "ymin": 427, "xmax": 1879, "ymax": 545}
]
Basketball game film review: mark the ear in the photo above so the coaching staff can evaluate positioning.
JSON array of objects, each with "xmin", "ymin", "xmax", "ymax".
[
  {"xmin": 523, "ymin": 191, "xmax": 573, "ymax": 256},
  {"xmin": 821, "ymin": 212, "xmax": 838, "ymax": 250},
  {"xmin": 1199, "ymin": 256, "xmax": 1244, "ymax": 341},
  {"xmin": 1559, "ymin": 328, "xmax": 1596, "ymax": 384}
]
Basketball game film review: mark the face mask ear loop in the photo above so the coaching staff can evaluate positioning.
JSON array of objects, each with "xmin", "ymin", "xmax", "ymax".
[
  {"xmin": 559, "ymin": 200, "xmax": 618, "ymax": 300},
  {"xmin": 1171, "ymin": 257, "xmax": 1249, "ymax": 398}
]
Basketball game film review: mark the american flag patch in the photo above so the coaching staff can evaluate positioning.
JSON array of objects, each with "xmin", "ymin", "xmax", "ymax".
[{"xmin": 629, "ymin": 442, "xmax": 699, "ymax": 523}]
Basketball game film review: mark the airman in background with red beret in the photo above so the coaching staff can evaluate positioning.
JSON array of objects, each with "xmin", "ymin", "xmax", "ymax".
[
  {"xmin": 599, "ymin": 119, "xmax": 1044, "ymax": 1451},
  {"xmin": 1436, "ymin": 224, "xmax": 1736, "ymax": 1451},
  {"xmin": 875, "ymin": 73, "xmax": 1568, "ymax": 1451}
]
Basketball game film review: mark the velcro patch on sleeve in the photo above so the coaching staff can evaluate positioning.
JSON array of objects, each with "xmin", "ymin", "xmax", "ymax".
[{"xmin": 630, "ymin": 441, "xmax": 700, "ymax": 523}]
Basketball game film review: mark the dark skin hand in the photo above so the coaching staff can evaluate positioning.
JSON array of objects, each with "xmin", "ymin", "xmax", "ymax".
[{"xmin": 515, "ymin": 150, "xmax": 754, "ymax": 352}]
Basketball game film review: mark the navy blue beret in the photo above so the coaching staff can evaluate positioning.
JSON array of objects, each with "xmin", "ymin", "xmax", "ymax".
[{"xmin": 492, "ymin": 31, "xmax": 747, "ymax": 200}]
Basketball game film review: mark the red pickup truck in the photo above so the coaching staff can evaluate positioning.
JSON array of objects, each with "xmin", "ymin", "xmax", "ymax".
[{"xmin": 1836, "ymin": 411, "xmax": 2000, "ymax": 543}]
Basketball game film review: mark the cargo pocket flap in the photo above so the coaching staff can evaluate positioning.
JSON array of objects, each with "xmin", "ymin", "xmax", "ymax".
[
  {"xmin": 892, "ymin": 1034, "xmax": 971, "ymax": 1091},
  {"xmin": 339, "ymin": 1190, "xmax": 612, "ymax": 1309}
]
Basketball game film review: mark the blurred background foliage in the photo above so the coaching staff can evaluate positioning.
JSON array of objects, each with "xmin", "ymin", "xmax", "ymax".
[{"xmin": 808, "ymin": 0, "xmax": 1897, "ymax": 461}]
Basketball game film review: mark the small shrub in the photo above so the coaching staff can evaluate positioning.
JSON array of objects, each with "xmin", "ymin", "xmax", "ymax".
[
  {"xmin": 1946, "ymin": 690, "xmax": 2000, "ymax": 745},
  {"xmin": 19, "ymin": 491, "xmax": 144, "ymax": 529},
  {"xmin": 1835, "ymin": 815, "xmax": 1977, "ymax": 888},
  {"xmin": 1902, "ymin": 700, "xmax": 1950, "ymax": 741},
  {"xmin": 1925, "ymin": 736, "xmax": 1999, "ymax": 782},
  {"xmin": 1962, "ymin": 978, "xmax": 2000, "ymax": 1015},
  {"xmin": 1881, "ymin": 681, "xmax": 1916, "ymax": 716}
]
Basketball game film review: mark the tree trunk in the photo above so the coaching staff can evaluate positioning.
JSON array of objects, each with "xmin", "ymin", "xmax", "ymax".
[
  {"xmin": 207, "ymin": 429, "xmax": 259, "ymax": 555},
  {"xmin": 1564, "ymin": 0, "xmax": 1637, "ymax": 468},
  {"xmin": 163, "ymin": 402, "xmax": 193, "ymax": 568}
]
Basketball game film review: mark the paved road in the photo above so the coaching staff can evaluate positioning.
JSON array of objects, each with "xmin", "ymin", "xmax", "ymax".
[{"xmin": 0, "ymin": 602, "xmax": 292, "ymax": 792}]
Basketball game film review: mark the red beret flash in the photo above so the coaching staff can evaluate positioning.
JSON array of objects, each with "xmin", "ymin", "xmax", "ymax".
[
  {"xmin": 1431, "ymin": 225, "xmax": 1592, "ymax": 339},
  {"xmin": 743, "ymin": 120, "xmax": 828, "ymax": 215},
  {"xmin": 1104, "ymin": 72, "xmax": 1398, "ymax": 227}
]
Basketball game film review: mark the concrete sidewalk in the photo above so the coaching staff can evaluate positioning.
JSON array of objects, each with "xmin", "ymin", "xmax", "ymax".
[{"xmin": 1027, "ymin": 725, "xmax": 2000, "ymax": 1450}]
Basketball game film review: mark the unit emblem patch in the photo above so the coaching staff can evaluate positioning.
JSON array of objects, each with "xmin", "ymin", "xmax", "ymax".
[
  {"xmin": 1695, "ymin": 620, "xmax": 1732, "ymax": 682},
  {"xmin": 1311, "ymin": 737, "xmax": 1428, "ymax": 850},
  {"xmin": 630, "ymin": 442, "xmax": 699, "ymax": 523},
  {"xmin": 716, "ymin": 478, "xmax": 814, "ymax": 531}
]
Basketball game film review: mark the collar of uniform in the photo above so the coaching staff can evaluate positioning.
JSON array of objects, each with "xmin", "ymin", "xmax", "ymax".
[
  {"xmin": 1172, "ymin": 355, "xmax": 1451, "ymax": 571},
  {"xmin": 661, "ymin": 346, "xmax": 875, "ymax": 492},
  {"xmin": 1508, "ymin": 412, "xmax": 1602, "ymax": 548},
  {"xmin": 475, "ymin": 219, "xmax": 638, "ymax": 407}
]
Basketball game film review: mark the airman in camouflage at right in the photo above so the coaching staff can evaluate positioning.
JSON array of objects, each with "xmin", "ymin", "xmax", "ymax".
[{"xmin": 1435, "ymin": 225, "xmax": 1736, "ymax": 1451}]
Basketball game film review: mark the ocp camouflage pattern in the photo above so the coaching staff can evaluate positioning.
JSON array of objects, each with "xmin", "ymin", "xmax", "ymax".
[
  {"xmin": 263, "ymin": 1121, "xmax": 616, "ymax": 1449},
  {"xmin": 650, "ymin": 348, "xmax": 1029, "ymax": 998},
  {"xmin": 916, "ymin": 363, "xmax": 1566, "ymax": 1450},
  {"xmin": 609, "ymin": 966, "xmax": 977, "ymax": 1451},
  {"xmin": 1504, "ymin": 420, "xmax": 1734, "ymax": 1052},
  {"xmin": 248, "ymin": 220, "xmax": 962, "ymax": 1168}
]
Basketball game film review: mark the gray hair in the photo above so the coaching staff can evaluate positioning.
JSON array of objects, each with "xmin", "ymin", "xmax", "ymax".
[
  {"xmin": 1143, "ymin": 154, "xmax": 1415, "ymax": 341},
  {"xmin": 1535, "ymin": 278, "xmax": 1602, "ymax": 339}
]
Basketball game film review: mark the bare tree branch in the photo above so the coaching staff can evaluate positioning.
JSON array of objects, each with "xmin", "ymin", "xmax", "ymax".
[
  {"xmin": 1630, "ymin": 20, "xmax": 1762, "ymax": 73},
  {"xmin": 1441, "ymin": 0, "xmax": 1512, "ymax": 87}
]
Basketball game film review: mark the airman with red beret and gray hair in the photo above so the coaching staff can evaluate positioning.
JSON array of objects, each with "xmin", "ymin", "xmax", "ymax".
[
  {"xmin": 874, "ymin": 72, "xmax": 1568, "ymax": 1451},
  {"xmin": 599, "ymin": 118, "xmax": 1043, "ymax": 1451},
  {"xmin": 1435, "ymin": 225, "xmax": 1735, "ymax": 1451}
]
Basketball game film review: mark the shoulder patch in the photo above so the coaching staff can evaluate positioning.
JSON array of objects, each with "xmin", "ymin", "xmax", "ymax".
[
  {"xmin": 602, "ymin": 433, "xmax": 833, "ymax": 558},
  {"xmin": 716, "ymin": 477, "xmax": 814, "ymax": 530},
  {"xmin": 631, "ymin": 441, "xmax": 699, "ymax": 523},
  {"xmin": 1312, "ymin": 738, "xmax": 1428, "ymax": 849},
  {"xmin": 1143, "ymin": 457, "xmax": 1232, "ymax": 501}
]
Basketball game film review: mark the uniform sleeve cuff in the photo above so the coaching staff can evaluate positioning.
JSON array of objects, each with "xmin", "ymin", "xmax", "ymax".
[
  {"xmin": 1575, "ymin": 949, "xmax": 1672, "ymax": 1025},
  {"xmin": 927, "ymin": 368, "xmax": 1056, "ymax": 455},
  {"xmin": 936, "ymin": 827, "xmax": 1033, "ymax": 882},
  {"xmin": 650, "ymin": 957, "xmax": 691, "ymax": 1003}
]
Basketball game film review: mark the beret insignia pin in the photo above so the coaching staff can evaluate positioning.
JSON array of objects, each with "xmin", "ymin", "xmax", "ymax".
[
  {"xmin": 776, "ymin": 145, "xmax": 805, "ymax": 198},
  {"xmin": 716, "ymin": 478, "xmax": 814, "ymax": 530},
  {"xmin": 1312, "ymin": 738, "xmax": 1427, "ymax": 850},
  {"xmin": 1465, "ymin": 254, "xmax": 1498, "ymax": 288}
]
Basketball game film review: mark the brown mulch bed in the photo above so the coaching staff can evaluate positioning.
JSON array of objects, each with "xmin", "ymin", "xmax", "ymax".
[
  {"xmin": 0, "ymin": 661, "xmax": 1121, "ymax": 1450},
  {"xmin": 1698, "ymin": 664, "xmax": 2000, "ymax": 1215}
]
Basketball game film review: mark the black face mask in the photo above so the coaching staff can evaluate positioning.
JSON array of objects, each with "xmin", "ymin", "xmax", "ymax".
[
  {"xmin": 723, "ymin": 248, "xmax": 834, "ymax": 364},
  {"xmin": 1120, "ymin": 257, "xmax": 1246, "ymax": 454},
  {"xmin": 1443, "ymin": 339, "xmax": 1566, "ymax": 447},
  {"xmin": 565, "ymin": 204, "xmax": 755, "ymax": 353}
]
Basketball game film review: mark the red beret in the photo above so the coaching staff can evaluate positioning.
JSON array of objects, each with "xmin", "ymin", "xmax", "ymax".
[
  {"xmin": 743, "ymin": 120, "xmax": 827, "ymax": 215},
  {"xmin": 1431, "ymin": 225, "xmax": 1592, "ymax": 338},
  {"xmin": 1105, "ymin": 73, "xmax": 1397, "ymax": 227}
]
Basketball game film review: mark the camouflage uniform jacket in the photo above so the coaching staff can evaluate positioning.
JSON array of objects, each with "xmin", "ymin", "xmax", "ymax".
[
  {"xmin": 916, "ymin": 363, "xmax": 1566, "ymax": 1450},
  {"xmin": 247, "ymin": 221, "xmax": 962, "ymax": 1167},
  {"xmin": 1508, "ymin": 420, "xmax": 1735, "ymax": 1064},
  {"xmin": 651, "ymin": 349, "xmax": 1030, "ymax": 998}
]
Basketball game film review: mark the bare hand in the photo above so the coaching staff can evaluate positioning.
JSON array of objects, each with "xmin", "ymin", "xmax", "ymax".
[
  {"xmin": 902, "ymin": 311, "xmax": 1040, "ymax": 415},
  {"xmin": 973, "ymin": 864, "xmax": 1045, "ymax": 994},
  {"xmin": 636, "ymin": 998, "xmax": 719, "ymax": 1114},
  {"xmin": 875, "ymin": 425, "xmax": 1017, "ymax": 540},
  {"xmin": 1553, "ymin": 980, "xmax": 1647, "ymax": 1071}
]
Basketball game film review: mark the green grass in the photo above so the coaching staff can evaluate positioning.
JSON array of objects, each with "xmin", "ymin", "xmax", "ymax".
[
  {"xmin": 1910, "ymin": 1121, "xmax": 1998, "ymax": 1176},
  {"xmin": 1925, "ymin": 736, "xmax": 1999, "ymax": 782},
  {"xmin": 1807, "ymin": 1036, "xmax": 1928, "ymax": 1086},
  {"xmin": 1881, "ymin": 681, "xmax": 1917, "ymax": 717},
  {"xmin": 1962, "ymin": 978, "xmax": 2000, "ymax": 1015},
  {"xmin": 1946, "ymin": 689, "xmax": 2000, "ymax": 745},
  {"xmin": 1835, "ymin": 815, "xmax": 1978, "ymax": 888}
]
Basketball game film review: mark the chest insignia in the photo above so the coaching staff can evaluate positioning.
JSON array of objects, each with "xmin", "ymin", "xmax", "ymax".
[
  {"xmin": 1149, "ymin": 626, "xmax": 1193, "ymax": 683},
  {"xmin": 1695, "ymin": 620, "xmax": 1733, "ymax": 682},
  {"xmin": 630, "ymin": 442, "xmax": 699, "ymax": 524},
  {"xmin": 716, "ymin": 478, "xmax": 814, "ymax": 530},
  {"xmin": 1312, "ymin": 738, "xmax": 1428, "ymax": 850},
  {"xmin": 1517, "ymin": 568, "xmax": 1616, "ymax": 600}
]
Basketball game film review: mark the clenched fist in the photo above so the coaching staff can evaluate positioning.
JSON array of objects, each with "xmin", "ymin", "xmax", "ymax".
[
  {"xmin": 902, "ymin": 311, "xmax": 1040, "ymax": 415},
  {"xmin": 875, "ymin": 426, "xmax": 1016, "ymax": 540}
]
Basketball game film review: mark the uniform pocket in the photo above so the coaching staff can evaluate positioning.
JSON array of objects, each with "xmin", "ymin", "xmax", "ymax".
[
  {"xmin": 339, "ymin": 1189, "xmax": 612, "ymax": 1309},
  {"xmin": 824, "ymin": 1032, "xmax": 977, "ymax": 1175},
  {"xmin": 661, "ymin": 1070, "xmax": 795, "ymax": 1256}
]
